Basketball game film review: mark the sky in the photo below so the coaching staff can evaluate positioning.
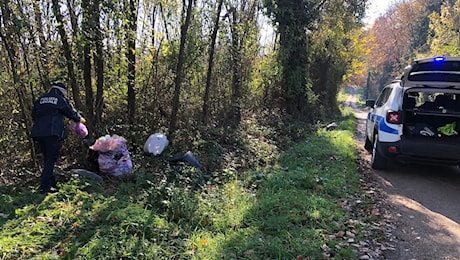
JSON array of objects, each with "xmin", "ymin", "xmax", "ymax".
[
  {"xmin": 364, "ymin": 0, "xmax": 398, "ymax": 25},
  {"xmin": 259, "ymin": 0, "xmax": 398, "ymax": 49}
]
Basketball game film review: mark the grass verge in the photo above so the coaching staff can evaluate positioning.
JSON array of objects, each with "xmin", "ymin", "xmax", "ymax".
[{"xmin": 0, "ymin": 107, "xmax": 378, "ymax": 259}]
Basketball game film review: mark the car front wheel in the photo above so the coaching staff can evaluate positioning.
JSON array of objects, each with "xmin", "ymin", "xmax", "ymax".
[{"xmin": 371, "ymin": 133, "xmax": 388, "ymax": 170}]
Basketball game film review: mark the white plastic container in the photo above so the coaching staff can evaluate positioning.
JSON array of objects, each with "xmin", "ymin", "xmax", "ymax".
[{"xmin": 143, "ymin": 133, "xmax": 168, "ymax": 155}]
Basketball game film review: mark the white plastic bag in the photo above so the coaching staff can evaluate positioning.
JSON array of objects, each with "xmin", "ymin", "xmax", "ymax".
[{"xmin": 143, "ymin": 133, "xmax": 168, "ymax": 155}]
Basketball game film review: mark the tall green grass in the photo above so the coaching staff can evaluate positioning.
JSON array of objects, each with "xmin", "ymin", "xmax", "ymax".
[{"xmin": 0, "ymin": 107, "xmax": 373, "ymax": 259}]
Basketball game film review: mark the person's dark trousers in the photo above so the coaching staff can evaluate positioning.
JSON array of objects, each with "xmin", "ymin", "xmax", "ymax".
[{"xmin": 37, "ymin": 136, "xmax": 62, "ymax": 192}]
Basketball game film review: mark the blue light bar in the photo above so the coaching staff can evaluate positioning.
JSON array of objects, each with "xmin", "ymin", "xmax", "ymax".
[{"xmin": 434, "ymin": 56, "xmax": 445, "ymax": 62}]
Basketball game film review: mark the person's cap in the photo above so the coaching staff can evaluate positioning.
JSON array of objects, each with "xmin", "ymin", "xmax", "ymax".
[{"xmin": 53, "ymin": 81, "xmax": 67, "ymax": 90}]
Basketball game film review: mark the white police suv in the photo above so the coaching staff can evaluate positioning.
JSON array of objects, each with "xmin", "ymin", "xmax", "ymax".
[{"xmin": 365, "ymin": 56, "xmax": 460, "ymax": 169}]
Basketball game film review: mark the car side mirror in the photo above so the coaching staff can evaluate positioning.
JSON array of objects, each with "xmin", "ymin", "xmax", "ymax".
[{"xmin": 365, "ymin": 99, "xmax": 375, "ymax": 108}]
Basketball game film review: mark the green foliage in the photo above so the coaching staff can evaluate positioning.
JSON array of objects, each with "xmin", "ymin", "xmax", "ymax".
[
  {"xmin": 262, "ymin": 0, "xmax": 312, "ymax": 120},
  {"xmin": 0, "ymin": 107, "xmax": 378, "ymax": 259},
  {"xmin": 262, "ymin": 0, "xmax": 366, "ymax": 121},
  {"xmin": 309, "ymin": 0, "xmax": 366, "ymax": 117},
  {"xmin": 428, "ymin": 0, "xmax": 460, "ymax": 56},
  {"xmin": 0, "ymin": 0, "xmax": 384, "ymax": 257},
  {"xmin": 247, "ymin": 52, "xmax": 281, "ymax": 109}
]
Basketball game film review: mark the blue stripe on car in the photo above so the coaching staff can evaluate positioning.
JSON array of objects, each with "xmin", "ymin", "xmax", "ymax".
[{"xmin": 377, "ymin": 115, "xmax": 398, "ymax": 134}]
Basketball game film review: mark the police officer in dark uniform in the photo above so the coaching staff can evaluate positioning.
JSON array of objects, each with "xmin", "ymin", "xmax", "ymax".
[{"xmin": 30, "ymin": 81, "xmax": 84, "ymax": 194}]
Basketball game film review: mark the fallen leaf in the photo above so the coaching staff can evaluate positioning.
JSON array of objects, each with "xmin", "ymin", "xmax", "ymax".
[
  {"xmin": 335, "ymin": 231, "xmax": 346, "ymax": 238},
  {"xmin": 320, "ymin": 244, "xmax": 331, "ymax": 252},
  {"xmin": 346, "ymin": 231, "xmax": 355, "ymax": 238},
  {"xmin": 199, "ymin": 239, "xmax": 208, "ymax": 246}
]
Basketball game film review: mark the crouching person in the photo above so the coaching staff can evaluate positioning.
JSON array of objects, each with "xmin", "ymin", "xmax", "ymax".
[{"xmin": 30, "ymin": 81, "xmax": 84, "ymax": 194}]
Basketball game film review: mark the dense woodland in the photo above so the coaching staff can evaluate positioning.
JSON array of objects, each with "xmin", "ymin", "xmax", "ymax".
[{"xmin": 0, "ymin": 0, "xmax": 459, "ymax": 179}]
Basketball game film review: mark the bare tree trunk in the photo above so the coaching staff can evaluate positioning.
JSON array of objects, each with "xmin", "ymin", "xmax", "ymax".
[
  {"xmin": 202, "ymin": 0, "xmax": 224, "ymax": 125},
  {"xmin": 0, "ymin": 1, "xmax": 37, "ymax": 166},
  {"xmin": 95, "ymin": 19, "xmax": 104, "ymax": 126},
  {"xmin": 169, "ymin": 0, "xmax": 194, "ymax": 139},
  {"xmin": 65, "ymin": 0, "xmax": 85, "ymax": 83},
  {"xmin": 51, "ymin": 0, "xmax": 83, "ymax": 110},
  {"xmin": 32, "ymin": 0, "xmax": 51, "ymax": 89},
  {"xmin": 229, "ymin": 6, "xmax": 242, "ymax": 126},
  {"xmin": 126, "ymin": 0, "xmax": 137, "ymax": 125},
  {"xmin": 66, "ymin": 0, "xmax": 79, "ymax": 35},
  {"xmin": 14, "ymin": 1, "xmax": 36, "ymax": 110},
  {"xmin": 81, "ymin": 0, "xmax": 95, "ymax": 132},
  {"xmin": 145, "ymin": 3, "xmax": 165, "ymax": 129}
]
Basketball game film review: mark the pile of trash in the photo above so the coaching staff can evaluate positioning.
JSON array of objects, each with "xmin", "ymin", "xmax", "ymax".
[
  {"xmin": 144, "ymin": 133, "xmax": 202, "ymax": 170},
  {"xmin": 78, "ymin": 132, "xmax": 202, "ymax": 179},
  {"xmin": 90, "ymin": 135, "xmax": 133, "ymax": 177}
]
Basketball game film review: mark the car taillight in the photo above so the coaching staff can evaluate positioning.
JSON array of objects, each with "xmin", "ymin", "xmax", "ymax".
[
  {"xmin": 388, "ymin": 146, "xmax": 398, "ymax": 153},
  {"xmin": 386, "ymin": 111, "xmax": 401, "ymax": 124}
]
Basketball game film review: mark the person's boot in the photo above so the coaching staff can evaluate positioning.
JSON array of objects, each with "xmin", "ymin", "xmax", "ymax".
[{"xmin": 39, "ymin": 186, "xmax": 59, "ymax": 194}]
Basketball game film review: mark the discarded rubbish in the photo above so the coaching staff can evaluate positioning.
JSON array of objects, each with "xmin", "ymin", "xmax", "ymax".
[
  {"xmin": 83, "ymin": 139, "xmax": 100, "ymax": 172},
  {"xmin": 167, "ymin": 151, "xmax": 203, "ymax": 170},
  {"xmin": 144, "ymin": 133, "xmax": 168, "ymax": 155},
  {"xmin": 69, "ymin": 121, "xmax": 88, "ymax": 138},
  {"xmin": 69, "ymin": 168, "xmax": 104, "ymax": 183},
  {"xmin": 326, "ymin": 122, "xmax": 338, "ymax": 131},
  {"xmin": 90, "ymin": 135, "xmax": 133, "ymax": 176}
]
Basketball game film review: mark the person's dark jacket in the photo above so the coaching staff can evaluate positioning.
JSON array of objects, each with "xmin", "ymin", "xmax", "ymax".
[{"xmin": 30, "ymin": 88, "xmax": 81, "ymax": 139}]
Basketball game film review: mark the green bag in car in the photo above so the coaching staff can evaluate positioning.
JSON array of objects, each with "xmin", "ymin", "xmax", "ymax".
[{"xmin": 437, "ymin": 122, "xmax": 458, "ymax": 136}]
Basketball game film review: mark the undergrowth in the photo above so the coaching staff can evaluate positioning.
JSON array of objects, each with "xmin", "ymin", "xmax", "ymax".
[{"xmin": 0, "ymin": 107, "xmax": 378, "ymax": 259}]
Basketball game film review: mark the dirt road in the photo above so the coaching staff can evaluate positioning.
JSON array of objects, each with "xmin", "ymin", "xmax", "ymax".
[{"xmin": 349, "ymin": 94, "xmax": 460, "ymax": 259}]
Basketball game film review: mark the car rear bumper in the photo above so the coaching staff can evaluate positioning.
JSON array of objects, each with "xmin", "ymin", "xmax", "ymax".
[{"xmin": 378, "ymin": 136, "xmax": 460, "ymax": 165}]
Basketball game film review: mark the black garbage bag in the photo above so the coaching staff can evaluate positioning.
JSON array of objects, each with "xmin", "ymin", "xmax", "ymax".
[{"xmin": 167, "ymin": 151, "xmax": 203, "ymax": 170}]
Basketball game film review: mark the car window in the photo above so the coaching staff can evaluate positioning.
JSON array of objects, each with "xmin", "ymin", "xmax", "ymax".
[
  {"xmin": 408, "ymin": 60, "xmax": 460, "ymax": 82},
  {"xmin": 375, "ymin": 87, "xmax": 392, "ymax": 107},
  {"xmin": 408, "ymin": 91, "xmax": 460, "ymax": 112}
]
